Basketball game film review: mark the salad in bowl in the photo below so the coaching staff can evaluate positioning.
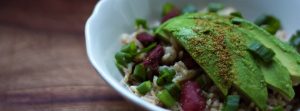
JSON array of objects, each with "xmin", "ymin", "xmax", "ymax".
[{"xmin": 114, "ymin": 2, "xmax": 300, "ymax": 111}]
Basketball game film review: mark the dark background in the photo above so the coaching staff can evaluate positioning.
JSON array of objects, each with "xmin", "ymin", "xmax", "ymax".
[{"xmin": 0, "ymin": 0, "xmax": 142, "ymax": 111}]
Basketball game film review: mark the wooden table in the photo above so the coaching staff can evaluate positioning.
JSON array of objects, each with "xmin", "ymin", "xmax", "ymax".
[{"xmin": 0, "ymin": 1, "xmax": 143, "ymax": 111}]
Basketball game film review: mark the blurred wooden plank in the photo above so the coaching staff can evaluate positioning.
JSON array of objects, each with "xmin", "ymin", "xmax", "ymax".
[
  {"xmin": 2, "ymin": 86, "xmax": 119, "ymax": 104},
  {"xmin": 0, "ymin": 26, "xmax": 104, "ymax": 90},
  {"xmin": 1, "ymin": 101, "xmax": 141, "ymax": 111},
  {"xmin": 0, "ymin": 0, "xmax": 93, "ymax": 34},
  {"xmin": 0, "ymin": 0, "xmax": 144, "ymax": 111}
]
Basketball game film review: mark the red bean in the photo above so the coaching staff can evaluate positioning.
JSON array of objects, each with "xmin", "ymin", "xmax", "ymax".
[
  {"xmin": 180, "ymin": 81, "xmax": 206, "ymax": 111},
  {"xmin": 161, "ymin": 8, "xmax": 181, "ymax": 23},
  {"xmin": 143, "ymin": 45, "xmax": 164, "ymax": 78},
  {"xmin": 136, "ymin": 32, "xmax": 156, "ymax": 46}
]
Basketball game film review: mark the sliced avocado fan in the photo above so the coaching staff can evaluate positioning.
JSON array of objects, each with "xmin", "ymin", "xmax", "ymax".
[{"xmin": 155, "ymin": 13, "xmax": 298, "ymax": 110}]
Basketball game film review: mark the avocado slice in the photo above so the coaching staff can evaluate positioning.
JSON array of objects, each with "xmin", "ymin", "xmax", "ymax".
[
  {"xmin": 156, "ymin": 13, "xmax": 298, "ymax": 109},
  {"xmin": 156, "ymin": 16, "xmax": 232, "ymax": 95},
  {"xmin": 257, "ymin": 58, "xmax": 295, "ymax": 100},
  {"xmin": 235, "ymin": 18, "xmax": 300, "ymax": 86},
  {"xmin": 228, "ymin": 18, "xmax": 295, "ymax": 100},
  {"xmin": 156, "ymin": 13, "xmax": 268, "ymax": 109}
]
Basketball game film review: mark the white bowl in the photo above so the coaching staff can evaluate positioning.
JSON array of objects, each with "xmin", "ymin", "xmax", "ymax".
[{"xmin": 85, "ymin": 0, "xmax": 300, "ymax": 110}]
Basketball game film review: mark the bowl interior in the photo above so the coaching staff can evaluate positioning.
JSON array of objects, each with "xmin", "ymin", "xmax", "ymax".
[{"xmin": 85, "ymin": 0, "xmax": 300, "ymax": 110}]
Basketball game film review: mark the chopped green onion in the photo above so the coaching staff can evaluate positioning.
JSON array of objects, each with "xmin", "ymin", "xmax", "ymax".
[
  {"xmin": 182, "ymin": 5, "xmax": 197, "ymax": 14},
  {"xmin": 157, "ymin": 74, "xmax": 167, "ymax": 86},
  {"xmin": 116, "ymin": 42, "xmax": 138, "ymax": 66},
  {"xmin": 139, "ymin": 43, "xmax": 157, "ymax": 54},
  {"xmin": 254, "ymin": 15, "xmax": 269, "ymax": 26},
  {"xmin": 261, "ymin": 25, "xmax": 279, "ymax": 35},
  {"xmin": 223, "ymin": 95, "xmax": 240, "ymax": 111},
  {"xmin": 115, "ymin": 61, "xmax": 125, "ymax": 75},
  {"xmin": 156, "ymin": 89, "xmax": 176, "ymax": 107},
  {"xmin": 133, "ymin": 64, "xmax": 147, "ymax": 81},
  {"xmin": 135, "ymin": 19, "xmax": 148, "ymax": 29},
  {"xmin": 137, "ymin": 81, "xmax": 152, "ymax": 95},
  {"xmin": 267, "ymin": 17, "xmax": 281, "ymax": 30},
  {"xmin": 121, "ymin": 42, "xmax": 137, "ymax": 55},
  {"xmin": 208, "ymin": 3, "xmax": 224, "ymax": 12},
  {"xmin": 162, "ymin": 3, "xmax": 175, "ymax": 16},
  {"xmin": 254, "ymin": 15, "xmax": 281, "ymax": 35},
  {"xmin": 160, "ymin": 68, "xmax": 176, "ymax": 81},
  {"xmin": 272, "ymin": 105, "xmax": 284, "ymax": 111},
  {"xmin": 157, "ymin": 67, "xmax": 176, "ymax": 86},
  {"xmin": 248, "ymin": 42, "xmax": 275, "ymax": 62},
  {"xmin": 289, "ymin": 30, "xmax": 300, "ymax": 52},
  {"xmin": 164, "ymin": 83, "xmax": 180, "ymax": 99},
  {"xmin": 230, "ymin": 12, "xmax": 243, "ymax": 18},
  {"xmin": 115, "ymin": 52, "xmax": 132, "ymax": 66},
  {"xmin": 231, "ymin": 17, "xmax": 243, "ymax": 25}
]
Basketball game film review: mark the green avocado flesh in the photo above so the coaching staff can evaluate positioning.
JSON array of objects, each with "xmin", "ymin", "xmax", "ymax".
[{"xmin": 155, "ymin": 13, "xmax": 300, "ymax": 109}]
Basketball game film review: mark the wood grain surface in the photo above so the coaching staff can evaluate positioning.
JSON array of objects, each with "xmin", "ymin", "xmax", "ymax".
[{"xmin": 0, "ymin": 0, "xmax": 143, "ymax": 111}]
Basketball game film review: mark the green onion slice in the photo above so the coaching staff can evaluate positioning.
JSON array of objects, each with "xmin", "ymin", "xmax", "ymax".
[
  {"xmin": 254, "ymin": 15, "xmax": 281, "ymax": 35},
  {"xmin": 121, "ymin": 42, "xmax": 137, "ymax": 55},
  {"xmin": 157, "ymin": 67, "xmax": 176, "ymax": 86},
  {"xmin": 115, "ymin": 52, "xmax": 132, "ymax": 66},
  {"xmin": 135, "ymin": 19, "xmax": 148, "ymax": 29},
  {"xmin": 248, "ymin": 42, "xmax": 275, "ymax": 62},
  {"xmin": 115, "ymin": 61, "xmax": 125, "ymax": 75},
  {"xmin": 164, "ymin": 83, "xmax": 180, "ymax": 99},
  {"xmin": 230, "ymin": 12, "xmax": 243, "ymax": 18},
  {"xmin": 156, "ymin": 89, "xmax": 176, "ymax": 107},
  {"xmin": 136, "ymin": 81, "xmax": 152, "ymax": 95},
  {"xmin": 133, "ymin": 64, "xmax": 147, "ymax": 81},
  {"xmin": 223, "ymin": 95, "xmax": 240, "ymax": 111},
  {"xmin": 231, "ymin": 17, "xmax": 243, "ymax": 25},
  {"xmin": 261, "ymin": 25, "xmax": 279, "ymax": 35},
  {"xmin": 160, "ymin": 67, "xmax": 176, "ymax": 81},
  {"xmin": 255, "ymin": 15, "xmax": 273, "ymax": 26},
  {"xmin": 157, "ymin": 74, "xmax": 167, "ymax": 86}
]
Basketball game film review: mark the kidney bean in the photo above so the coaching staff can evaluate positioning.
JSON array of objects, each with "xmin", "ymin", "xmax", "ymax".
[
  {"xmin": 143, "ymin": 45, "xmax": 164, "ymax": 78},
  {"xmin": 180, "ymin": 81, "xmax": 206, "ymax": 111},
  {"xmin": 136, "ymin": 32, "xmax": 156, "ymax": 46}
]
